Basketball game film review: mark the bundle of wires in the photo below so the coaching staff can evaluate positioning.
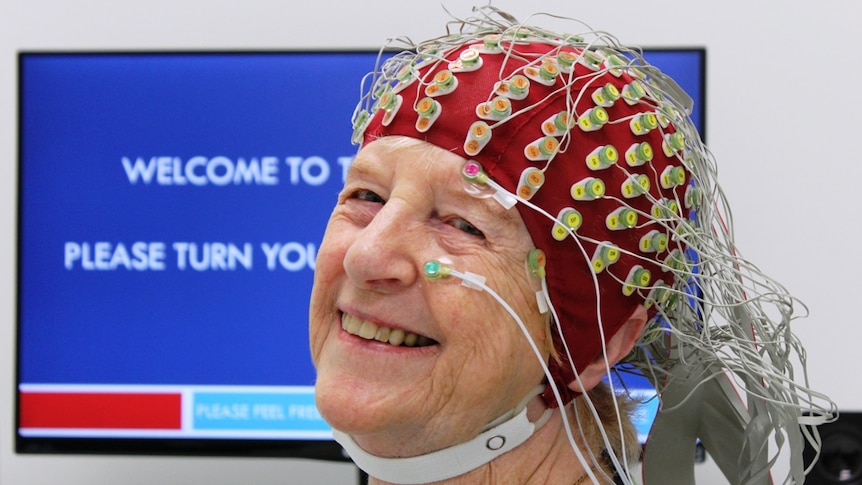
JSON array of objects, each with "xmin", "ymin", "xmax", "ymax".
[{"xmin": 351, "ymin": 5, "xmax": 837, "ymax": 483}]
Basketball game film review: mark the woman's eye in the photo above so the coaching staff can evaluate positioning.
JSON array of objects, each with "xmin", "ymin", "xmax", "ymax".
[
  {"xmin": 353, "ymin": 189, "xmax": 386, "ymax": 204},
  {"xmin": 451, "ymin": 218, "xmax": 485, "ymax": 238}
]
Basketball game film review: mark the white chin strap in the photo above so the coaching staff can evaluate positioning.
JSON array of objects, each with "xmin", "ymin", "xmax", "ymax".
[{"xmin": 332, "ymin": 386, "xmax": 552, "ymax": 484}]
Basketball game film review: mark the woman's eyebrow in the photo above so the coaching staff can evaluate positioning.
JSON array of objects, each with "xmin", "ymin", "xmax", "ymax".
[{"xmin": 343, "ymin": 156, "xmax": 378, "ymax": 182}]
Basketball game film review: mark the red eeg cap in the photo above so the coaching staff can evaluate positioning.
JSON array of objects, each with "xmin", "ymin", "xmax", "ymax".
[{"xmin": 358, "ymin": 38, "xmax": 691, "ymax": 406}]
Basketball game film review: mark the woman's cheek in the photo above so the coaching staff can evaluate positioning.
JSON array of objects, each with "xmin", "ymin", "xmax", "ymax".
[
  {"xmin": 308, "ymin": 238, "xmax": 346, "ymax": 364},
  {"xmin": 307, "ymin": 301, "xmax": 330, "ymax": 365}
]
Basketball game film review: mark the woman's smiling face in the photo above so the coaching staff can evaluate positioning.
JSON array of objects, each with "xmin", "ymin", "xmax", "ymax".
[{"xmin": 309, "ymin": 136, "xmax": 550, "ymax": 458}]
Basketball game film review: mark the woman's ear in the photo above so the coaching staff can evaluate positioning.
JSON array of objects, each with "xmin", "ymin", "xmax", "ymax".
[{"xmin": 568, "ymin": 305, "xmax": 648, "ymax": 394}]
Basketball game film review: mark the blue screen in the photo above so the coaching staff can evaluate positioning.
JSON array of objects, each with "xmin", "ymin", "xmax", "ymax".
[{"xmin": 17, "ymin": 49, "xmax": 705, "ymax": 452}]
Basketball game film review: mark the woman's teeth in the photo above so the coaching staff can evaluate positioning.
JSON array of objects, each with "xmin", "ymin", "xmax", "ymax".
[{"xmin": 342, "ymin": 313, "xmax": 434, "ymax": 347}]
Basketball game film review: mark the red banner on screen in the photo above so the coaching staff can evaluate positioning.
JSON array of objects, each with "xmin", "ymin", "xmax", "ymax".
[{"xmin": 20, "ymin": 392, "xmax": 182, "ymax": 429}]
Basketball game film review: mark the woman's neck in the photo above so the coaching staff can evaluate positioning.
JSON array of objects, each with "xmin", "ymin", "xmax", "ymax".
[{"xmin": 366, "ymin": 401, "xmax": 605, "ymax": 485}]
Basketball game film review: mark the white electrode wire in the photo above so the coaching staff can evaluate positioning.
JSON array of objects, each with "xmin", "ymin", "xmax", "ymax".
[
  {"xmin": 538, "ymin": 224, "xmax": 636, "ymax": 484},
  {"xmin": 541, "ymin": 277, "xmax": 633, "ymax": 485},
  {"xmin": 474, "ymin": 178, "xmax": 637, "ymax": 483},
  {"xmin": 441, "ymin": 267, "xmax": 602, "ymax": 485},
  {"xmin": 433, "ymin": 174, "xmax": 641, "ymax": 482}
]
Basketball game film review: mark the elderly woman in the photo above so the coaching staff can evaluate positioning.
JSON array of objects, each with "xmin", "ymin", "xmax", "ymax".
[{"xmin": 309, "ymin": 6, "xmax": 834, "ymax": 484}]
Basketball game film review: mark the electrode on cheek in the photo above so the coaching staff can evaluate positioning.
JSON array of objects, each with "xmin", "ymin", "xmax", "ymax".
[
  {"xmin": 423, "ymin": 259, "xmax": 453, "ymax": 280},
  {"xmin": 423, "ymin": 259, "xmax": 487, "ymax": 290}
]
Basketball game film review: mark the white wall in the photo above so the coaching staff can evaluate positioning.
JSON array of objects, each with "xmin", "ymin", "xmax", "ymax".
[{"xmin": 2, "ymin": 1, "xmax": 860, "ymax": 483}]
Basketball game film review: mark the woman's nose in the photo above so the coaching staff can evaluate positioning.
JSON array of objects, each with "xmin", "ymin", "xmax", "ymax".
[{"xmin": 342, "ymin": 200, "xmax": 421, "ymax": 292}]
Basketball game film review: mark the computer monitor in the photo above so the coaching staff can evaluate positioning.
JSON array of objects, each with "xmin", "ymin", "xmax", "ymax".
[{"xmin": 16, "ymin": 48, "xmax": 705, "ymax": 457}]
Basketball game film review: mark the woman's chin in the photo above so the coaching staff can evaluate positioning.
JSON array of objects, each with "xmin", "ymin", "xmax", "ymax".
[
  {"xmin": 313, "ymin": 326, "xmax": 444, "ymax": 432},
  {"xmin": 315, "ymin": 370, "xmax": 400, "ymax": 436}
]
